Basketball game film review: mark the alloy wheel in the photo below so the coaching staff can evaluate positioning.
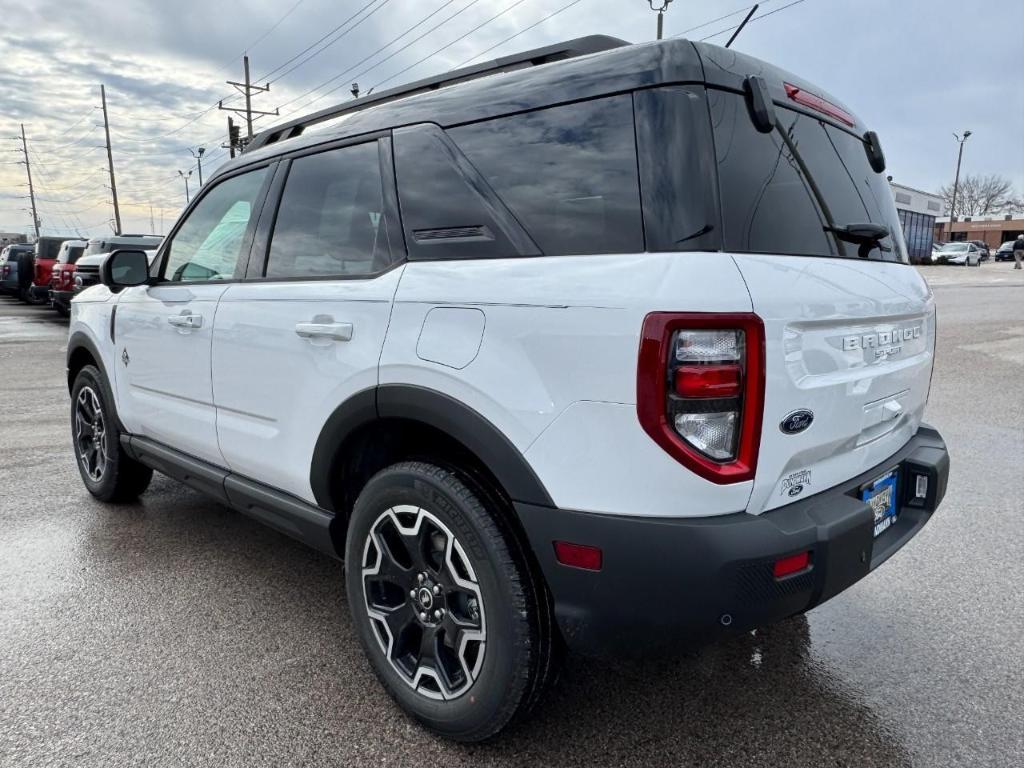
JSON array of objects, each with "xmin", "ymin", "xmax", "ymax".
[
  {"xmin": 361, "ymin": 505, "xmax": 486, "ymax": 701},
  {"xmin": 74, "ymin": 386, "xmax": 107, "ymax": 482}
]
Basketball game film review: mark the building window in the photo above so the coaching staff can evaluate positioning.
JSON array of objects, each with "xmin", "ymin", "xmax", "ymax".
[
  {"xmin": 927, "ymin": 200, "xmax": 941, "ymax": 212},
  {"xmin": 895, "ymin": 192, "xmax": 912, "ymax": 205}
]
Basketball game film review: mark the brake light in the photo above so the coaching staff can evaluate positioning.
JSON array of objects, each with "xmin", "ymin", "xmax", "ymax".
[
  {"xmin": 784, "ymin": 82, "xmax": 855, "ymax": 127},
  {"xmin": 637, "ymin": 313, "xmax": 765, "ymax": 484}
]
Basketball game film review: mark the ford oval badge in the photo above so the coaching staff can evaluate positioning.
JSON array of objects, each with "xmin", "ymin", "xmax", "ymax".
[{"xmin": 780, "ymin": 409, "xmax": 814, "ymax": 435}]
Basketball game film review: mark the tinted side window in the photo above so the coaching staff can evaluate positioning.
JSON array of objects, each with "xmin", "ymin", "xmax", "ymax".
[
  {"xmin": 163, "ymin": 167, "xmax": 269, "ymax": 282},
  {"xmin": 265, "ymin": 142, "xmax": 394, "ymax": 278},
  {"xmin": 450, "ymin": 95, "xmax": 643, "ymax": 256},
  {"xmin": 393, "ymin": 124, "xmax": 538, "ymax": 261}
]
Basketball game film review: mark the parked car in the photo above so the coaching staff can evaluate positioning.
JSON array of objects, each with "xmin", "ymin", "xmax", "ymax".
[
  {"xmin": 46, "ymin": 239, "xmax": 87, "ymax": 316},
  {"xmin": 67, "ymin": 35, "xmax": 949, "ymax": 741},
  {"xmin": 968, "ymin": 240, "xmax": 990, "ymax": 261},
  {"xmin": 994, "ymin": 240, "xmax": 1018, "ymax": 261},
  {"xmin": 934, "ymin": 241, "xmax": 982, "ymax": 266},
  {"xmin": 1, "ymin": 243, "xmax": 34, "ymax": 296},
  {"xmin": 61, "ymin": 235, "xmax": 162, "ymax": 310},
  {"xmin": 20, "ymin": 235, "xmax": 78, "ymax": 304}
]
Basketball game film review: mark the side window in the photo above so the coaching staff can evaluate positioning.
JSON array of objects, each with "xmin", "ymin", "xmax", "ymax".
[
  {"xmin": 163, "ymin": 167, "xmax": 269, "ymax": 282},
  {"xmin": 393, "ymin": 124, "xmax": 538, "ymax": 261},
  {"xmin": 264, "ymin": 141, "xmax": 393, "ymax": 278},
  {"xmin": 449, "ymin": 95, "xmax": 644, "ymax": 256}
]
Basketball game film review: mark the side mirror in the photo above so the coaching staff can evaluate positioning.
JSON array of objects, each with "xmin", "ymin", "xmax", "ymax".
[{"xmin": 101, "ymin": 249, "xmax": 150, "ymax": 289}]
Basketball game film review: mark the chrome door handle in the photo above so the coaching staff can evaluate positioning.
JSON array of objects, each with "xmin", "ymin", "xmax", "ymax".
[
  {"xmin": 295, "ymin": 320, "xmax": 353, "ymax": 342},
  {"xmin": 168, "ymin": 312, "xmax": 203, "ymax": 329}
]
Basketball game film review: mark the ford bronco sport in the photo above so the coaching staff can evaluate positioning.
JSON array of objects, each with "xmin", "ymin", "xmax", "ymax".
[{"xmin": 67, "ymin": 36, "xmax": 950, "ymax": 741}]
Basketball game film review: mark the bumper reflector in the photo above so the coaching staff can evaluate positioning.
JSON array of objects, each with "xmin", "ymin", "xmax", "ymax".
[
  {"xmin": 554, "ymin": 541, "xmax": 603, "ymax": 571},
  {"xmin": 773, "ymin": 551, "xmax": 811, "ymax": 579}
]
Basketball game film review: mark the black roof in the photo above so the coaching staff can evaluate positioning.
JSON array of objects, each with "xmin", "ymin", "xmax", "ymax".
[{"xmin": 211, "ymin": 35, "xmax": 866, "ymax": 182}]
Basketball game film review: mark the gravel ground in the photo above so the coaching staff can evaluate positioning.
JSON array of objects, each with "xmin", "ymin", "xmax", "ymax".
[{"xmin": 0, "ymin": 263, "xmax": 1021, "ymax": 767}]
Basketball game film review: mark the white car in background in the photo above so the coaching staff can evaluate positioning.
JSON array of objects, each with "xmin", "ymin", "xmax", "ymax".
[{"xmin": 934, "ymin": 242, "xmax": 982, "ymax": 266}]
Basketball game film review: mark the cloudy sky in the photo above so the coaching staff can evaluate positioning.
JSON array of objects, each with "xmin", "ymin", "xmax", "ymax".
[{"xmin": 1, "ymin": 0, "xmax": 1022, "ymax": 237}]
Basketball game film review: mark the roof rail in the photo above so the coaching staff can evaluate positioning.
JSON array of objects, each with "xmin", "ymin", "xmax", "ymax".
[{"xmin": 244, "ymin": 35, "xmax": 629, "ymax": 153}]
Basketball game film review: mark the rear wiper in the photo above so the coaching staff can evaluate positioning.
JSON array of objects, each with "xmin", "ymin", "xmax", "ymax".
[{"xmin": 824, "ymin": 223, "xmax": 891, "ymax": 258}]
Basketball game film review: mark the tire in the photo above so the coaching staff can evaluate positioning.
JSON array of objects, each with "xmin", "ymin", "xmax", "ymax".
[
  {"xmin": 345, "ymin": 461, "xmax": 556, "ymax": 741},
  {"xmin": 54, "ymin": 302, "xmax": 70, "ymax": 318},
  {"xmin": 70, "ymin": 365, "xmax": 153, "ymax": 503}
]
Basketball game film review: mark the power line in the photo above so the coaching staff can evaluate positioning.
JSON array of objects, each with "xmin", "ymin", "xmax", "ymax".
[
  {"xmin": 370, "ymin": 0, "xmax": 533, "ymax": 92},
  {"xmin": 672, "ymin": 0, "xmax": 777, "ymax": 37},
  {"xmin": 210, "ymin": 0, "xmax": 311, "ymax": 76},
  {"xmin": 256, "ymin": 0, "xmax": 385, "ymax": 83},
  {"xmin": 451, "ymin": 0, "xmax": 587, "ymax": 68},
  {"xmin": 273, "ymin": 0, "xmax": 468, "ymax": 115},
  {"xmin": 697, "ymin": 0, "xmax": 806, "ymax": 41}
]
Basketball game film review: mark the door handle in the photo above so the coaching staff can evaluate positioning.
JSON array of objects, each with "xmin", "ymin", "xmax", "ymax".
[
  {"xmin": 168, "ymin": 312, "xmax": 203, "ymax": 329},
  {"xmin": 295, "ymin": 318, "xmax": 353, "ymax": 342}
]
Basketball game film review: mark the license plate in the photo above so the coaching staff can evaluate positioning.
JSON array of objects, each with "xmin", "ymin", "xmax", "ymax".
[{"xmin": 863, "ymin": 469, "xmax": 899, "ymax": 538}]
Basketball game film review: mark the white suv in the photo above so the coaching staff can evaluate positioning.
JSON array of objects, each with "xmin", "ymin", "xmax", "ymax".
[{"xmin": 67, "ymin": 36, "xmax": 950, "ymax": 741}]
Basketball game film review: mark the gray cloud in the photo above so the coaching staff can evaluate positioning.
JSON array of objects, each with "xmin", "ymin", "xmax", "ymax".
[{"xmin": 1, "ymin": 0, "xmax": 1022, "ymax": 236}]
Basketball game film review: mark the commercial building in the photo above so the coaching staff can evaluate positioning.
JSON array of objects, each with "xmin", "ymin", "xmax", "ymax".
[
  {"xmin": 935, "ymin": 214, "xmax": 1024, "ymax": 250},
  {"xmin": 890, "ymin": 183, "xmax": 943, "ymax": 262}
]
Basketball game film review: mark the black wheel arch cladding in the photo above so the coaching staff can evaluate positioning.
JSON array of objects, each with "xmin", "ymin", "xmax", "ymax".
[{"xmin": 309, "ymin": 384, "xmax": 554, "ymax": 514}]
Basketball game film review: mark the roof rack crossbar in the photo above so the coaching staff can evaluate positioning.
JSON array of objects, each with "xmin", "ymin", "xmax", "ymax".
[{"xmin": 245, "ymin": 35, "xmax": 628, "ymax": 153}]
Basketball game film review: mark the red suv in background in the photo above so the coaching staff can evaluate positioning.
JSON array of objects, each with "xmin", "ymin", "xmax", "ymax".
[
  {"xmin": 48, "ymin": 239, "xmax": 88, "ymax": 316},
  {"xmin": 21, "ymin": 236, "xmax": 78, "ymax": 304}
]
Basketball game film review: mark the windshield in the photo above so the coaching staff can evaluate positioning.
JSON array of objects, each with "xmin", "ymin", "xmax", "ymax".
[
  {"xmin": 940, "ymin": 243, "xmax": 968, "ymax": 252},
  {"xmin": 710, "ymin": 90, "xmax": 907, "ymax": 262}
]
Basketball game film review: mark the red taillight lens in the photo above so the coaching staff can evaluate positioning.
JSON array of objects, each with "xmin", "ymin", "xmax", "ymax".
[
  {"xmin": 637, "ymin": 313, "xmax": 765, "ymax": 484},
  {"xmin": 773, "ymin": 551, "xmax": 811, "ymax": 579},
  {"xmin": 673, "ymin": 364, "xmax": 741, "ymax": 399},
  {"xmin": 553, "ymin": 541, "xmax": 603, "ymax": 571},
  {"xmin": 784, "ymin": 82, "xmax": 855, "ymax": 127}
]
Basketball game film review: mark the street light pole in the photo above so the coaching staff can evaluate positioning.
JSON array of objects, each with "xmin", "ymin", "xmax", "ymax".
[
  {"xmin": 190, "ymin": 147, "xmax": 206, "ymax": 187},
  {"xmin": 947, "ymin": 131, "xmax": 971, "ymax": 241},
  {"xmin": 647, "ymin": 0, "xmax": 673, "ymax": 40},
  {"xmin": 178, "ymin": 169, "xmax": 192, "ymax": 204}
]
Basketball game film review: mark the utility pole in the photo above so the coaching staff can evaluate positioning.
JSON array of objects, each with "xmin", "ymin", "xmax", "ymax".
[
  {"xmin": 947, "ymin": 131, "xmax": 972, "ymax": 241},
  {"xmin": 149, "ymin": 205, "xmax": 156, "ymax": 234},
  {"xmin": 100, "ymin": 85, "xmax": 122, "ymax": 235},
  {"xmin": 19, "ymin": 124, "xmax": 40, "ymax": 239},
  {"xmin": 190, "ymin": 146, "xmax": 206, "ymax": 186},
  {"xmin": 647, "ymin": 0, "xmax": 673, "ymax": 40},
  {"xmin": 223, "ymin": 117, "xmax": 240, "ymax": 158},
  {"xmin": 178, "ymin": 170, "xmax": 192, "ymax": 204},
  {"xmin": 219, "ymin": 55, "xmax": 279, "ymax": 149}
]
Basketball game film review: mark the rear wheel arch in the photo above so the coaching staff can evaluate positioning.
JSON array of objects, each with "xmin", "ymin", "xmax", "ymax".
[{"xmin": 311, "ymin": 385, "xmax": 554, "ymax": 555}]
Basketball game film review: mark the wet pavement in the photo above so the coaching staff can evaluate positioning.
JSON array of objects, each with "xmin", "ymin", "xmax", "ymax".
[{"xmin": 1, "ymin": 265, "xmax": 1022, "ymax": 767}]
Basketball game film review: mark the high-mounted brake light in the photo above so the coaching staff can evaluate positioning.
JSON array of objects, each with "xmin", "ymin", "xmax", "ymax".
[
  {"xmin": 637, "ymin": 313, "xmax": 765, "ymax": 484},
  {"xmin": 784, "ymin": 83, "xmax": 855, "ymax": 127}
]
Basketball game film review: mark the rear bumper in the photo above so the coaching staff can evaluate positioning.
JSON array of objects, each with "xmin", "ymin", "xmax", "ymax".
[
  {"xmin": 50, "ymin": 290, "xmax": 73, "ymax": 310},
  {"xmin": 515, "ymin": 424, "xmax": 949, "ymax": 657}
]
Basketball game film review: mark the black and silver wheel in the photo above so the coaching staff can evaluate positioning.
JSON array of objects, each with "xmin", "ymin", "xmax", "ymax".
[
  {"xmin": 70, "ymin": 365, "xmax": 152, "ymax": 502},
  {"xmin": 346, "ymin": 461, "xmax": 556, "ymax": 741},
  {"xmin": 361, "ymin": 504, "xmax": 487, "ymax": 700},
  {"xmin": 74, "ymin": 385, "xmax": 108, "ymax": 483}
]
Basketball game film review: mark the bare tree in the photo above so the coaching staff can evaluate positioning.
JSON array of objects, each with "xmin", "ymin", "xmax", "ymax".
[{"xmin": 939, "ymin": 174, "xmax": 1024, "ymax": 217}]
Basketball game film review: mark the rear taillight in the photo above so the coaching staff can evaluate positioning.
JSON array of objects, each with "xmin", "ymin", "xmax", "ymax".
[{"xmin": 637, "ymin": 313, "xmax": 765, "ymax": 484}]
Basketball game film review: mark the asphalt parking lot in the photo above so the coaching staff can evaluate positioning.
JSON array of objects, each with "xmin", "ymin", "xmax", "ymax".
[{"xmin": 1, "ymin": 264, "xmax": 1021, "ymax": 767}]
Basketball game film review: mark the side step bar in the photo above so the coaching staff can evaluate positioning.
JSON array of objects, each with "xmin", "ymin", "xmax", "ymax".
[{"xmin": 122, "ymin": 435, "xmax": 339, "ymax": 560}]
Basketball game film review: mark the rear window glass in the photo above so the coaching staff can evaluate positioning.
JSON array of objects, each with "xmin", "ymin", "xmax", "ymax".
[
  {"xmin": 709, "ymin": 90, "xmax": 906, "ymax": 262},
  {"xmin": 450, "ymin": 95, "xmax": 643, "ymax": 256}
]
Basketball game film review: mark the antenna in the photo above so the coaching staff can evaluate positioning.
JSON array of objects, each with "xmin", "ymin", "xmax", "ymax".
[{"xmin": 725, "ymin": 4, "xmax": 759, "ymax": 48}]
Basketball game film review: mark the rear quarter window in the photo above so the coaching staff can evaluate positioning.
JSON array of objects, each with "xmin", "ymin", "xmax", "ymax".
[{"xmin": 449, "ymin": 95, "xmax": 643, "ymax": 257}]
